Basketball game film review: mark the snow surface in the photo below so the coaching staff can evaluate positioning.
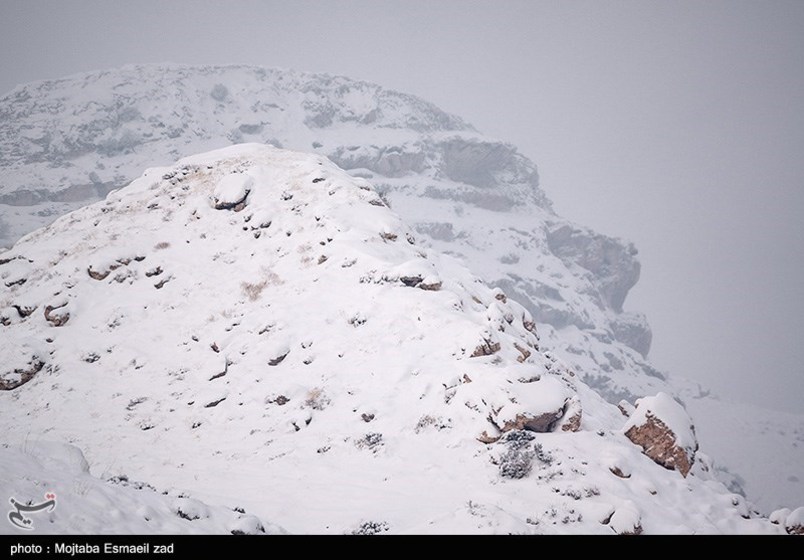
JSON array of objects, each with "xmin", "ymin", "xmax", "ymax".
[
  {"xmin": 0, "ymin": 442, "xmax": 283, "ymax": 535},
  {"xmin": 0, "ymin": 144, "xmax": 787, "ymax": 534}
]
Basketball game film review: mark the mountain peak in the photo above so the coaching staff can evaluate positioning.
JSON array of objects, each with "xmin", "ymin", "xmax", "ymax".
[
  {"xmin": 2, "ymin": 64, "xmax": 801, "ymax": 514},
  {"xmin": 0, "ymin": 144, "xmax": 785, "ymax": 533}
]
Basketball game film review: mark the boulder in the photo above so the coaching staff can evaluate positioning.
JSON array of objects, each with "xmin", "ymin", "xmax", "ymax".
[{"xmin": 623, "ymin": 392, "xmax": 698, "ymax": 477}]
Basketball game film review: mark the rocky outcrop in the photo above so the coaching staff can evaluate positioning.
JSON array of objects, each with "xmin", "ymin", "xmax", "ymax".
[
  {"xmin": 623, "ymin": 393, "xmax": 698, "ymax": 477},
  {"xmin": 0, "ymin": 356, "xmax": 44, "ymax": 390},
  {"xmin": 546, "ymin": 223, "xmax": 640, "ymax": 314}
]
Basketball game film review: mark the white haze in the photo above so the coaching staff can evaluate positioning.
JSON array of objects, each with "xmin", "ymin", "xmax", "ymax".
[{"xmin": 0, "ymin": 0, "xmax": 802, "ymax": 414}]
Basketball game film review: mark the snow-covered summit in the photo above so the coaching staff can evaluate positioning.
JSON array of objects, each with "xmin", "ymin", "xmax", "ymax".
[
  {"xmin": 0, "ymin": 63, "xmax": 649, "ymax": 397},
  {"xmin": 0, "ymin": 144, "xmax": 785, "ymax": 533},
  {"xmin": 1, "ymin": 64, "xmax": 802, "ymax": 513}
]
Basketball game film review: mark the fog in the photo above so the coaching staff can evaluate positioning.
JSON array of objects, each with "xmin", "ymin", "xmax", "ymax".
[{"xmin": 1, "ymin": 0, "xmax": 802, "ymax": 413}]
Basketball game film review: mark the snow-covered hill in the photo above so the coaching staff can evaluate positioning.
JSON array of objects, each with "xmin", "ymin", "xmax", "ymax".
[
  {"xmin": 0, "ymin": 441, "xmax": 283, "ymax": 535},
  {"xmin": 0, "ymin": 144, "xmax": 792, "ymax": 534},
  {"xmin": 0, "ymin": 64, "xmax": 801, "ymax": 514}
]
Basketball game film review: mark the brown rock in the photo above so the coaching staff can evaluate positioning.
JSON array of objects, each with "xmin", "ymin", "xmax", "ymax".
[
  {"xmin": 500, "ymin": 410, "xmax": 563, "ymax": 433},
  {"xmin": 477, "ymin": 430, "xmax": 500, "ymax": 444},
  {"xmin": 513, "ymin": 343, "xmax": 531, "ymax": 363},
  {"xmin": 44, "ymin": 304, "xmax": 70, "ymax": 327},
  {"xmin": 617, "ymin": 400, "xmax": 634, "ymax": 417},
  {"xmin": 609, "ymin": 466, "xmax": 631, "ymax": 479},
  {"xmin": 0, "ymin": 359, "xmax": 44, "ymax": 391},
  {"xmin": 470, "ymin": 339, "xmax": 501, "ymax": 358},
  {"xmin": 87, "ymin": 266, "xmax": 111, "ymax": 280},
  {"xmin": 561, "ymin": 412, "xmax": 582, "ymax": 432},
  {"xmin": 625, "ymin": 413, "xmax": 695, "ymax": 477}
]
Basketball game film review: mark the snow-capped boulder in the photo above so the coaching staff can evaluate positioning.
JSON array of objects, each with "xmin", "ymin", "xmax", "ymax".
[
  {"xmin": 623, "ymin": 392, "xmax": 698, "ymax": 477},
  {"xmin": 0, "ymin": 336, "xmax": 46, "ymax": 390},
  {"xmin": 786, "ymin": 512, "xmax": 803, "ymax": 535},
  {"xmin": 606, "ymin": 501, "xmax": 643, "ymax": 535}
]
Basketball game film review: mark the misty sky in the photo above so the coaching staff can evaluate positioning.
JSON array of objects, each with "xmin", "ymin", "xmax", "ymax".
[{"xmin": 1, "ymin": 0, "xmax": 802, "ymax": 414}]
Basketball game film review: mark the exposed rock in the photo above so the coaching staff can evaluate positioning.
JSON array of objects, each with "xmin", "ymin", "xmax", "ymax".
[
  {"xmin": 268, "ymin": 350, "xmax": 289, "ymax": 366},
  {"xmin": 44, "ymin": 303, "xmax": 70, "ymax": 327},
  {"xmin": 418, "ymin": 280, "xmax": 442, "ymax": 291},
  {"xmin": 514, "ymin": 342, "xmax": 531, "ymax": 363},
  {"xmin": 607, "ymin": 502, "xmax": 642, "ymax": 535},
  {"xmin": 624, "ymin": 393, "xmax": 698, "ymax": 477},
  {"xmin": 13, "ymin": 304, "xmax": 37, "ymax": 318},
  {"xmin": 617, "ymin": 400, "xmax": 635, "ymax": 417},
  {"xmin": 477, "ymin": 430, "xmax": 500, "ymax": 444},
  {"xmin": 609, "ymin": 466, "xmax": 631, "ymax": 479},
  {"xmin": 213, "ymin": 174, "xmax": 252, "ymax": 210},
  {"xmin": 399, "ymin": 275, "xmax": 422, "ymax": 287},
  {"xmin": 783, "ymin": 507, "xmax": 804, "ymax": 535},
  {"xmin": 470, "ymin": 338, "xmax": 501, "ymax": 358},
  {"xmin": 215, "ymin": 196, "xmax": 250, "ymax": 211},
  {"xmin": 610, "ymin": 311, "xmax": 653, "ymax": 358},
  {"xmin": 0, "ymin": 358, "xmax": 44, "ymax": 390},
  {"xmin": 500, "ymin": 410, "xmax": 563, "ymax": 434},
  {"xmin": 558, "ymin": 396, "xmax": 583, "ymax": 432},
  {"xmin": 87, "ymin": 266, "xmax": 111, "ymax": 280}
]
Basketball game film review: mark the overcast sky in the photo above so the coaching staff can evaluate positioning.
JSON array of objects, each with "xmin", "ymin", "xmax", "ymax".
[{"xmin": 1, "ymin": 0, "xmax": 802, "ymax": 413}]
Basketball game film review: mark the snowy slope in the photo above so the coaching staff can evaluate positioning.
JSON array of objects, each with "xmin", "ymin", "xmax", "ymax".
[
  {"xmin": 0, "ymin": 64, "xmax": 801, "ymax": 513},
  {"xmin": 0, "ymin": 145, "xmax": 786, "ymax": 534},
  {"xmin": 0, "ymin": 441, "xmax": 282, "ymax": 535}
]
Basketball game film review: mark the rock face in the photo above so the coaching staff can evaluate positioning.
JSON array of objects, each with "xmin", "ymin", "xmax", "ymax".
[{"xmin": 623, "ymin": 393, "xmax": 698, "ymax": 477}]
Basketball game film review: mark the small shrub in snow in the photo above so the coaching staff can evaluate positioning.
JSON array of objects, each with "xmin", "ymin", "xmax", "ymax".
[
  {"xmin": 496, "ymin": 432, "xmax": 554, "ymax": 479},
  {"xmin": 415, "ymin": 415, "xmax": 451, "ymax": 433},
  {"xmin": 498, "ymin": 430, "xmax": 536, "ymax": 479},
  {"xmin": 351, "ymin": 520, "xmax": 389, "ymax": 535},
  {"xmin": 241, "ymin": 280, "xmax": 267, "ymax": 301},
  {"xmin": 304, "ymin": 387, "xmax": 330, "ymax": 410},
  {"xmin": 355, "ymin": 432, "xmax": 383, "ymax": 452},
  {"xmin": 502, "ymin": 429, "xmax": 535, "ymax": 450},
  {"xmin": 171, "ymin": 498, "xmax": 210, "ymax": 521},
  {"xmin": 534, "ymin": 443, "xmax": 553, "ymax": 465}
]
